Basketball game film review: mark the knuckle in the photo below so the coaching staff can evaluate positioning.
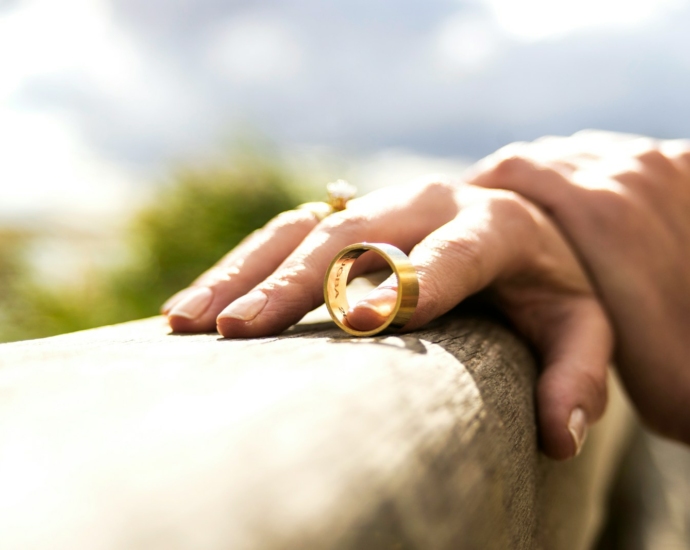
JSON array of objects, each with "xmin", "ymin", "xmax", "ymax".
[
  {"xmin": 264, "ymin": 262, "xmax": 320, "ymax": 307},
  {"xmin": 444, "ymin": 234, "xmax": 483, "ymax": 267},
  {"xmin": 677, "ymin": 148, "xmax": 690, "ymax": 167},
  {"xmin": 199, "ymin": 265, "xmax": 236, "ymax": 286},
  {"xmin": 423, "ymin": 233, "xmax": 485, "ymax": 291},
  {"xmin": 681, "ymin": 151, "xmax": 690, "ymax": 169},
  {"xmin": 419, "ymin": 176, "xmax": 456, "ymax": 197},
  {"xmin": 491, "ymin": 155, "xmax": 533, "ymax": 181},
  {"xmin": 485, "ymin": 189, "xmax": 540, "ymax": 227},
  {"xmin": 266, "ymin": 209, "xmax": 315, "ymax": 232},
  {"xmin": 661, "ymin": 139, "xmax": 690, "ymax": 169},
  {"xmin": 490, "ymin": 189, "xmax": 533, "ymax": 211},
  {"xmin": 408, "ymin": 177, "xmax": 459, "ymax": 206},
  {"xmin": 633, "ymin": 146, "xmax": 673, "ymax": 170},
  {"xmin": 415, "ymin": 263, "xmax": 446, "ymax": 307},
  {"xmin": 468, "ymin": 142, "xmax": 531, "ymax": 184},
  {"xmin": 560, "ymin": 168, "xmax": 635, "ymax": 226},
  {"xmin": 317, "ymin": 211, "xmax": 368, "ymax": 234},
  {"xmin": 630, "ymin": 136, "xmax": 659, "ymax": 151},
  {"xmin": 249, "ymin": 210, "xmax": 318, "ymax": 247}
]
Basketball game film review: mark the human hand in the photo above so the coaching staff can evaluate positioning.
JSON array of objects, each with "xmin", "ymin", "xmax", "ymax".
[
  {"xmin": 466, "ymin": 130, "xmax": 690, "ymax": 444},
  {"xmin": 162, "ymin": 177, "xmax": 612, "ymax": 459}
]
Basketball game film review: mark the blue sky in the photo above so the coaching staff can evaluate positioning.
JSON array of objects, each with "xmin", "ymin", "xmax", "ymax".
[{"xmin": 1, "ymin": 0, "xmax": 689, "ymax": 216}]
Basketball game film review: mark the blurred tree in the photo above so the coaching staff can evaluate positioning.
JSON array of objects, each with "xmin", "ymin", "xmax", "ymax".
[
  {"xmin": 110, "ymin": 155, "xmax": 305, "ymax": 321},
  {"xmin": 0, "ymin": 153, "xmax": 309, "ymax": 343}
]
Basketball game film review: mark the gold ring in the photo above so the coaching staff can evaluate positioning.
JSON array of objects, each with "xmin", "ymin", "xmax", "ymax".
[
  {"xmin": 297, "ymin": 179, "xmax": 357, "ymax": 221},
  {"xmin": 323, "ymin": 243, "xmax": 419, "ymax": 337}
]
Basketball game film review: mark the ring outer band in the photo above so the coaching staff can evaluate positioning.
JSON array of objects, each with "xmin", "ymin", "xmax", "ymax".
[{"xmin": 323, "ymin": 242, "xmax": 419, "ymax": 337}]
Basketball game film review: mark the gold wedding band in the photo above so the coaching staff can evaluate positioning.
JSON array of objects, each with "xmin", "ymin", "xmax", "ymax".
[
  {"xmin": 297, "ymin": 179, "xmax": 357, "ymax": 221},
  {"xmin": 323, "ymin": 243, "xmax": 419, "ymax": 337}
]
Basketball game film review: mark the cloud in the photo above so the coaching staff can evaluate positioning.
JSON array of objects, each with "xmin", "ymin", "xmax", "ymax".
[
  {"xmin": 203, "ymin": 15, "xmax": 304, "ymax": 85},
  {"xmin": 3, "ymin": 0, "xmax": 690, "ymax": 220}
]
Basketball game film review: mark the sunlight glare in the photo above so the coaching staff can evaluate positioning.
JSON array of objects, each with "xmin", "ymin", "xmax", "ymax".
[
  {"xmin": 435, "ymin": 12, "xmax": 502, "ymax": 73},
  {"xmin": 0, "ymin": 0, "xmax": 142, "ymax": 216},
  {"xmin": 482, "ymin": 0, "xmax": 688, "ymax": 41},
  {"xmin": 0, "ymin": 0, "xmax": 142, "ymax": 100},
  {"xmin": 0, "ymin": 109, "xmax": 135, "ymax": 216}
]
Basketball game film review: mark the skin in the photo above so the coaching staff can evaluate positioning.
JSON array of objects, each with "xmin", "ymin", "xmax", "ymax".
[
  {"xmin": 465, "ymin": 130, "xmax": 690, "ymax": 445},
  {"xmin": 164, "ymin": 176, "xmax": 612, "ymax": 460}
]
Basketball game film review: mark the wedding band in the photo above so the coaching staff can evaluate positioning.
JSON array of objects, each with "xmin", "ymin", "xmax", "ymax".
[
  {"xmin": 296, "ymin": 179, "xmax": 357, "ymax": 221},
  {"xmin": 323, "ymin": 243, "xmax": 419, "ymax": 337}
]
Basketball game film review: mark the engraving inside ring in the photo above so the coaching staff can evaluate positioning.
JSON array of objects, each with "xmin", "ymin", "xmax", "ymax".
[{"xmin": 332, "ymin": 253, "xmax": 383, "ymax": 326}]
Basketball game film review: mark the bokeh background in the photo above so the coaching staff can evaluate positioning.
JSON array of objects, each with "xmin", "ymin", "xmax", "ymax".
[{"xmin": 1, "ymin": 0, "xmax": 690, "ymax": 343}]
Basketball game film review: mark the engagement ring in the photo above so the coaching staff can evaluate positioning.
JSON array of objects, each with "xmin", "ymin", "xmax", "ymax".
[{"xmin": 297, "ymin": 179, "xmax": 357, "ymax": 221}]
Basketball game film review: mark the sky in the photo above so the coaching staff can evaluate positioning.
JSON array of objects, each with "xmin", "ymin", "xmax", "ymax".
[{"xmin": 1, "ymin": 0, "xmax": 689, "ymax": 218}]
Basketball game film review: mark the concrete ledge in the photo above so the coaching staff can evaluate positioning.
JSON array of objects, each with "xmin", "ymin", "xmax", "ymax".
[{"xmin": 0, "ymin": 307, "xmax": 634, "ymax": 549}]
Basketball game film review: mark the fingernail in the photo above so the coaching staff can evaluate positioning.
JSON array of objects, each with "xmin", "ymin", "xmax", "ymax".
[
  {"xmin": 161, "ymin": 288, "xmax": 193, "ymax": 314},
  {"xmin": 218, "ymin": 290, "xmax": 268, "ymax": 322},
  {"xmin": 168, "ymin": 287, "xmax": 213, "ymax": 320},
  {"xmin": 352, "ymin": 287, "xmax": 398, "ymax": 318},
  {"xmin": 568, "ymin": 407, "xmax": 588, "ymax": 457}
]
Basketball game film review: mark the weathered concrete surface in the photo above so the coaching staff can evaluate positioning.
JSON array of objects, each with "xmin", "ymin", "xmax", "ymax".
[{"xmin": 0, "ymin": 308, "xmax": 634, "ymax": 550}]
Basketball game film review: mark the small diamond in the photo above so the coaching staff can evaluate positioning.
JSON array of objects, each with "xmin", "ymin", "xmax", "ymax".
[
  {"xmin": 327, "ymin": 179, "xmax": 357, "ymax": 200},
  {"xmin": 327, "ymin": 180, "xmax": 357, "ymax": 211}
]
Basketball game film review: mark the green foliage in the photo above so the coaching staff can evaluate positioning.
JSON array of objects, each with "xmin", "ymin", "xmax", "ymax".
[
  {"xmin": 0, "ymin": 229, "xmax": 33, "ymax": 343},
  {"xmin": 0, "ymin": 154, "xmax": 308, "ymax": 343},
  {"xmin": 110, "ymin": 157, "xmax": 305, "ymax": 321}
]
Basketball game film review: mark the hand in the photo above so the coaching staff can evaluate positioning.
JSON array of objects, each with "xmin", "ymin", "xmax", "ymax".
[
  {"xmin": 162, "ymin": 177, "xmax": 612, "ymax": 460},
  {"xmin": 466, "ymin": 130, "xmax": 690, "ymax": 444}
]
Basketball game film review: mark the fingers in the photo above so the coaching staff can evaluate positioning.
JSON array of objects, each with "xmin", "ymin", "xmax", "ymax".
[
  {"xmin": 347, "ymin": 192, "xmax": 568, "ymax": 330},
  {"xmin": 465, "ymin": 134, "xmax": 685, "ymax": 285},
  {"xmin": 216, "ymin": 179, "xmax": 462, "ymax": 338},
  {"xmin": 165, "ymin": 209, "xmax": 320, "ymax": 332},
  {"xmin": 466, "ymin": 152, "xmax": 586, "ymax": 220},
  {"xmin": 660, "ymin": 138, "xmax": 690, "ymax": 174},
  {"xmin": 464, "ymin": 142, "xmax": 647, "ymax": 247},
  {"xmin": 347, "ymin": 193, "xmax": 551, "ymax": 333},
  {"xmin": 528, "ymin": 298, "xmax": 611, "ymax": 459},
  {"xmin": 346, "ymin": 192, "xmax": 611, "ymax": 459},
  {"xmin": 465, "ymin": 133, "xmax": 687, "ymax": 235},
  {"xmin": 216, "ymin": 216, "xmax": 379, "ymax": 338}
]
